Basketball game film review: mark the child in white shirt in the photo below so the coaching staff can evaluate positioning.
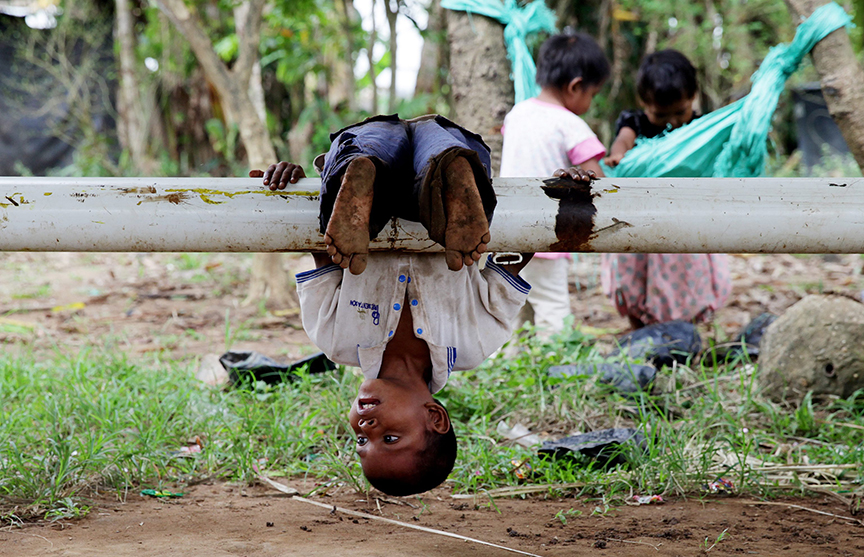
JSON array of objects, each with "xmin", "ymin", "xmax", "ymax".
[
  {"xmin": 499, "ymin": 33, "xmax": 610, "ymax": 335},
  {"xmin": 255, "ymin": 115, "xmax": 567, "ymax": 496}
]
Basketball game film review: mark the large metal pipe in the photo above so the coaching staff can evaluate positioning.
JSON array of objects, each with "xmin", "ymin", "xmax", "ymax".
[{"xmin": 0, "ymin": 176, "xmax": 862, "ymax": 253}]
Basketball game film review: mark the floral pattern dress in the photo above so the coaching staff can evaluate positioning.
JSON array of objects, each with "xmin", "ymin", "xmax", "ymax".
[{"xmin": 600, "ymin": 253, "xmax": 731, "ymax": 325}]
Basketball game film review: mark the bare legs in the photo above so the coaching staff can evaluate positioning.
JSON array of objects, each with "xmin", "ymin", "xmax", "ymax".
[
  {"xmin": 325, "ymin": 155, "xmax": 490, "ymax": 274},
  {"xmin": 325, "ymin": 157, "xmax": 375, "ymax": 275},
  {"xmin": 442, "ymin": 156, "xmax": 490, "ymax": 271}
]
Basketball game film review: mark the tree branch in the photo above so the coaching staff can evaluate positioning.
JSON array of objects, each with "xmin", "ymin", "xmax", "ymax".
[
  {"xmin": 784, "ymin": 0, "xmax": 864, "ymax": 170},
  {"xmin": 234, "ymin": 0, "xmax": 267, "ymax": 87},
  {"xmin": 154, "ymin": 0, "xmax": 233, "ymax": 94}
]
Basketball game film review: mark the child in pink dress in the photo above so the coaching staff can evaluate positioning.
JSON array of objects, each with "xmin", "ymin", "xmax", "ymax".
[{"xmin": 601, "ymin": 50, "xmax": 731, "ymax": 327}]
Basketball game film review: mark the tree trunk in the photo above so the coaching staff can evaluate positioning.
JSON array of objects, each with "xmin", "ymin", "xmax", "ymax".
[
  {"xmin": 445, "ymin": 9, "xmax": 514, "ymax": 174},
  {"xmin": 368, "ymin": 0, "xmax": 379, "ymax": 112},
  {"xmin": 115, "ymin": 0, "xmax": 159, "ymax": 173},
  {"xmin": 233, "ymin": 2, "xmax": 267, "ymax": 125},
  {"xmin": 385, "ymin": 0, "xmax": 399, "ymax": 112},
  {"xmin": 155, "ymin": 0, "xmax": 274, "ymax": 164},
  {"xmin": 156, "ymin": 0, "xmax": 296, "ymax": 309},
  {"xmin": 414, "ymin": 0, "xmax": 444, "ymax": 98},
  {"xmin": 785, "ymin": 0, "xmax": 864, "ymax": 170},
  {"xmin": 331, "ymin": 0, "xmax": 358, "ymax": 110}
]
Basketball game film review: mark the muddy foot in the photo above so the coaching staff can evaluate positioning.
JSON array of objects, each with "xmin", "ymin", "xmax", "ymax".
[
  {"xmin": 325, "ymin": 157, "xmax": 375, "ymax": 275},
  {"xmin": 442, "ymin": 156, "xmax": 490, "ymax": 272}
]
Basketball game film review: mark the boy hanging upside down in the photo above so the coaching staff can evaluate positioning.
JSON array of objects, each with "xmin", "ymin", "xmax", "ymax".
[{"xmin": 254, "ymin": 115, "xmax": 592, "ymax": 496}]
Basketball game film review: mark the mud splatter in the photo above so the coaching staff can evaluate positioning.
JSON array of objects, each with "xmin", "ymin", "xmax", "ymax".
[
  {"xmin": 120, "ymin": 186, "xmax": 158, "ymax": 194},
  {"xmin": 136, "ymin": 192, "xmax": 192, "ymax": 205},
  {"xmin": 541, "ymin": 177, "xmax": 597, "ymax": 252}
]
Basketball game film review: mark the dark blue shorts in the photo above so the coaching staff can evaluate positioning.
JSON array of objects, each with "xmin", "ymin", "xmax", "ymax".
[{"xmin": 318, "ymin": 114, "xmax": 495, "ymax": 244}]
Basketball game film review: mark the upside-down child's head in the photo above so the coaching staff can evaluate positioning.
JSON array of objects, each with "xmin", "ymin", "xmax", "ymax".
[
  {"xmin": 536, "ymin": 32, "xmax": 610, "ymax": 116},
  {"xmin": 348, "ymin": 377, "xmax": 456, "ymax": 496},
  {"xmin": 637, "ymin": 49, "xmax": 698, "ymax": 130}
]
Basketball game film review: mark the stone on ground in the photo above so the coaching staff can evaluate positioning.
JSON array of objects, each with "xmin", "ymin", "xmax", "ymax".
[{"xmin": 759, "ymin": 294, "xmax": 864, "ymax": 401}]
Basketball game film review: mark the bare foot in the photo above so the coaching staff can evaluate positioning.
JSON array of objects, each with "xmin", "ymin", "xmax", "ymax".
[
  {"xmin": 442, "ymin": 156, "xmax": 490, "ymax": 272},
  {"xmin": 325, "ymin": 157, "xmax": 375, "ymax": 275}
]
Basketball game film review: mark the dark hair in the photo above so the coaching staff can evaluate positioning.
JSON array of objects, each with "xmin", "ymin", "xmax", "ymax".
[
  {"xmin": 536, "ymin": 32, "xmax": 610, "ymax": 90},
  {"xmin": 636, "ymin": 49, "xmax": 698, "ymax": 107},
  {"xmin": 365, "ymin": 400, "xmax": 457, "ymax": 497}
]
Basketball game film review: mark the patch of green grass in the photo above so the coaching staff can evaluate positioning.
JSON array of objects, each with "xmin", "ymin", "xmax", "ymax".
[
  {"xmin": 172, "ymin": 253, "xmax": 210, "ymax": 271},
  {"xmin": 10, "ymin": 284, "xmax": 51, "ymax": 300},
  {"xmin": 0, "ymin": 348, "xmax": 360, "ymax": 522},
  {"xmin": 2, "ymin": 324, "xmax": 863, "ymax": 524}
]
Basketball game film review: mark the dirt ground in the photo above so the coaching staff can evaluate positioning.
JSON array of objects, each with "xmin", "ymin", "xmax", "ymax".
[
  {"xmin": 1, "ymin": 480, "xmax": 862, "ymax": 556},
  {"xmin": 2, "ymin": 251, "xmax": 864, "ymax": 555},
  {"xmin": 3, "ymin": 251, "xmax": 861, "ymax": 360}
]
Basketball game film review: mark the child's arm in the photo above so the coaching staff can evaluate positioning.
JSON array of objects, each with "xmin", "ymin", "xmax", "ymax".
[{"xmin": 603, "ymin": 127, "xmax": 637, "ymax": 168}]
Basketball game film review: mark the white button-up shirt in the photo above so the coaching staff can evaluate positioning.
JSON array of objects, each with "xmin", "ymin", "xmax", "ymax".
[{"xmin": 296, "ymin": 254, "xmax": 531, "ymax": 393}]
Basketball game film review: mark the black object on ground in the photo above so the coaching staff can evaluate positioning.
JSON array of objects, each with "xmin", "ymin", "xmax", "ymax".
[
  {"xmin": 219, "ymin": 351, "xmax": 336, "ymax": 386},
  {"xmin": 609, "ymin": 320, "xmax": 701, "ymax": 368},
  {"xmin": 710, "ymin": 312, "xmax": 777, "ymax": 363},
  {"xmin": 538, "ymin": 428, "xmax": 647, "ymax": 467},
  {"xmin": 547, "ymin": 363, "xmax": 655, "ymax": 394}
]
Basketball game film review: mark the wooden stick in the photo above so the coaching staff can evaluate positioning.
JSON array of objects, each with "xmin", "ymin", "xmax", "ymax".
[
  {"xmin": 740, "ymin": 499, "xmax": 864, "ymax": 525},
  {"xmin": 751, "ymin": 463, "xmax": 857, "ymax": 472},
  {"xmin": 450, "ymin": 482, "xmax": 587, "ymax": 500},
  {"xmin": 606, "ymin": 537, "xmax": 662, "ymax": 551},
  {"xmin": 256, "ymin": 474, "xmax": 542, "ymax": 557},
  {"xmin": 817, "ymin": 419, "xmax": 864, "ymax": 431}
]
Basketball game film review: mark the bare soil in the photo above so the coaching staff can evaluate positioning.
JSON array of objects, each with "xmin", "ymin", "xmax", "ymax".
[
  {"xmin": 1, "ymin": 480, "xmax": 862, "ymax": 556},
  {"xmin": 2, "ymin": 251, "xmax": 864, "ymax": 556}
]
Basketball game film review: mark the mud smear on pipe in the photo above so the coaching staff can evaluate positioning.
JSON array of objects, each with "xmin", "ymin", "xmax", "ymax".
[{"xmin": 541, "ymin": 176, "xmax": 598, "ymax": 252}]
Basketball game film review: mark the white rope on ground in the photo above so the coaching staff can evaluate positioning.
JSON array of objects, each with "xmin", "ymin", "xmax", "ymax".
[{"xmin": 256, "ymin": 474, "xmax": 542, "ymax": 557}]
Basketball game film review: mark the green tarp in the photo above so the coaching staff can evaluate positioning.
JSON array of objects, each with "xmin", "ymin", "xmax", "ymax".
[{"xmin": 603, "ymin": 2, "xmax": 852, "ymax": 179}]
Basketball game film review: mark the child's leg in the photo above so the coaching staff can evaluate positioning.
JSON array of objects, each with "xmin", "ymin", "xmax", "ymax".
[
  {"xmin": 442, "ymin": 156, "xmax": 491, "ymax": 270},
  {"xmin": 405, "ymin": 115, "xmax": 496, "ymax": 271},
  {"xmin": 319, "ymin": 116, "xmax": 411, "ymax": 274},
  {"xmin": 325, "ymin": 157, "xmax": 375, "ymax": 274}
]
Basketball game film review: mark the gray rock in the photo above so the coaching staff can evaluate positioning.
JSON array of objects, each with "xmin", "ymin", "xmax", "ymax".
[
  {"xmin": 759, "ymin": 294, "xmax": 864, "ymax": 401},
  {"xmin": 195, "ymin": 354, "xmax": 230, "ymax": 386}
]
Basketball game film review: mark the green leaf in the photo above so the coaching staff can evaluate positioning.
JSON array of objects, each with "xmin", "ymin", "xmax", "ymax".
[{"xmin": 213, "ymin": 34, "xmax": 238, "ymax": 62}]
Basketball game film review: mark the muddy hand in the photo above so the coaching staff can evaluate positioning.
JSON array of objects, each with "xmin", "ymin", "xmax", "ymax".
[
  {"xmin": 254, "ymin": 162, "xmax": 306, "ymax": 191},
  {"xmin": 552, "ymin": 166, "xmax": 597, "ymax": 184}
]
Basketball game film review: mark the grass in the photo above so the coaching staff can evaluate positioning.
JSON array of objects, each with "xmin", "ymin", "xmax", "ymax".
[{"xmin": 1, "ymin": 324, "xmax": 863, "ymax": 524}]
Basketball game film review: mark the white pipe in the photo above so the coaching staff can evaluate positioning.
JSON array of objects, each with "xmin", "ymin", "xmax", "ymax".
[{"xmin": 0, "ymin": 176, "xmax": 862, "ymax": 253}]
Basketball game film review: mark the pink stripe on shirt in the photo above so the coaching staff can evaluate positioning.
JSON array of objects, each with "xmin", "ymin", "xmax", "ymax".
[{"xmin": 568, "ymin": 137, "xmax": 606, "ymax": 165}]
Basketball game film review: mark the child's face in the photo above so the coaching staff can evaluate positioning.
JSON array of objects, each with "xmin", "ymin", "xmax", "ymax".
[
  {"xmin": 347, "ymin": 379, "xmax": 442, "ymax": 480},
  {"xmin": 642, "ymin": 96, "xmax": 695, "ymax": 130},
  {"xmin": 565, "ymin": 82, "xmax": 604, "ymax": 116}
]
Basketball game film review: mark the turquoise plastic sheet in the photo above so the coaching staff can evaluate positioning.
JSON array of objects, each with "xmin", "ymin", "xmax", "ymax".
[
  {"xmin": 604, "ymin": 2, "xmax": 852, "ymax": 179},
  {"xmin": 441, "ymin": 0, "xmax": 557, "ymax": 103}
]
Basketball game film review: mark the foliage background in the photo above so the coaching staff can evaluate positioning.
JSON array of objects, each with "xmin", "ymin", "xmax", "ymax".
[{"xmin": 4, "ymin": 0, "xmax": 862, "ymax": 178}]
